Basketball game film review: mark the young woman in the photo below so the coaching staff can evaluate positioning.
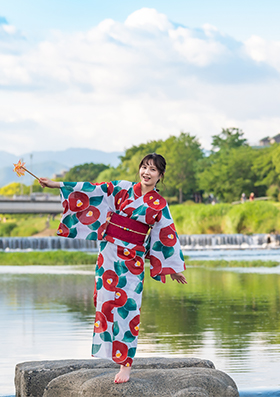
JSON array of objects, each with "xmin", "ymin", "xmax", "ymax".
[{"xmin": 39, "ymin": 153, "xmax": 187, "ymax": 384}]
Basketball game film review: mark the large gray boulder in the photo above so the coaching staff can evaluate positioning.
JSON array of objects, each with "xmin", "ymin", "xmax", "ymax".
[{"xmin": 15, "ymin": 357, "xmax": 239, "ymax": 397}]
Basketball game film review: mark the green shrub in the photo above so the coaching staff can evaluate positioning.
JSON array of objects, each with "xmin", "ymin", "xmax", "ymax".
[
  {"xmin": 10, "ymin": 226, "xmax": 39, "ymax": 237},
  {"xmin": 170, "ymin": 203, "xmax": 231, "ymax": 234},
  {"xmin": 0, "ymin": 222, "xmax": 17, "ymax": 236},
  {"xmin": 266, "ymin": 185, "xmax": 280, "ymax": 201},
  {"xmin": 224, "ymin": 201, "xmax": 279, "ymax": 234}
]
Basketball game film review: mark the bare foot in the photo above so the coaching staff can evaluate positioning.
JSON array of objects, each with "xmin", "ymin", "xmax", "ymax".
[{"xmin": 114, "ymin": 365, "xmax": 131, "ymax": 383}]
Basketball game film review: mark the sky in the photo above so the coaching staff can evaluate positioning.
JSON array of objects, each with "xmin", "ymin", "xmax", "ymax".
[{"xmin": 0, "ymin": 0, "xmax": 280, "ymax": 155}]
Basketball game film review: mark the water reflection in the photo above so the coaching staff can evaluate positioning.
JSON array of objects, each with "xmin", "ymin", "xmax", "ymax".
[{"xmin": 0, "ymin": 265, "xmax": 280, "ymax": 395}]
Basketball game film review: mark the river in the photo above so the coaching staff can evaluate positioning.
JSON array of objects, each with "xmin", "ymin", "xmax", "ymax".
[{"xmin": 0, "ymin": 262, "xmax": 280, "ymax": 396}]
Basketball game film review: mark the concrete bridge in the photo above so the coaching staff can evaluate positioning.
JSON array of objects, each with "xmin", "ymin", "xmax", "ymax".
[{"xmin": 0, "ymin": 199, "xmax": 62, "ymax": 214}]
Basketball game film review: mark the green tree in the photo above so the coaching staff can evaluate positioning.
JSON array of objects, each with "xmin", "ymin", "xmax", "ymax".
[
  {"xmin": 63, "ymin": 163, "xmax": 109, "ymax": 182},
  {"xmin": 199, "ymin": 145, "xmax": 259, "ymax": 202},
  {"xmin": 159, "ymin": 133, "xmax": 203, "ymax": 203},
  {"xmin": 212, "ymin": 127, "xmax": 248, "ymax": 151},
  {"xmin": 252, "ymin": 144, "xmax": 280, "ymax": 199}
]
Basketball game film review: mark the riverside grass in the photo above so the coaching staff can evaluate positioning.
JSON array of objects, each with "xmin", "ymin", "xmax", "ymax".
[
  {"xmin": 0, "ymin": 251, "xmax": 278, "ymax": 267},
  {"xmin": 1, "ymin": 201, "xmax": 280, "ymax": 237},
  {"xmin": 0, "ymin": 251, "xmax": 98, "ymax": 266},
  {"xmin": 171, "ymin": 200, "xmax": 280, "ymax": 235}
]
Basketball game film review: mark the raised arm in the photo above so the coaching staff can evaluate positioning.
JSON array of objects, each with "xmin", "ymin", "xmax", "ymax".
[{"xmin": 39, "ymin": 177, "xmax": 60, "ymax": 189}]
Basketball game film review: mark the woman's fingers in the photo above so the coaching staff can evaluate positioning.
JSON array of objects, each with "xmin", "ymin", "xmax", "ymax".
[{"xmin": 170, "ymin": 273, "xmax": 187, "ymax": 284}]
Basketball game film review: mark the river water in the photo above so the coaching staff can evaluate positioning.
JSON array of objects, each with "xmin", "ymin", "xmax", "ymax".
[{"xmin": 0, "ymin": 260, "xmax": 280, "ymax": 396}]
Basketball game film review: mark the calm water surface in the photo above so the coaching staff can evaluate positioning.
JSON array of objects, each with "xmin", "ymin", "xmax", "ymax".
[{"xmin": 1, "ymin": 263, "xmax": 280, "ymax": 395}]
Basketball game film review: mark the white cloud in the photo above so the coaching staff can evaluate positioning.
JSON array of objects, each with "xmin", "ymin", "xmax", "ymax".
[
  {"xmin": 0, "ymin": 8, "xmax": 280, "ymax": 156},
  {"xmin": 245, "ymin": 35, "xmax": 280, "ymax": 72}
]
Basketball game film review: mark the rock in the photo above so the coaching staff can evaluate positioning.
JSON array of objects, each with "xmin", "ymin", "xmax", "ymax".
[{"xmin": 15, "ymin": 358, "xmax": 239, "ymax": 397}]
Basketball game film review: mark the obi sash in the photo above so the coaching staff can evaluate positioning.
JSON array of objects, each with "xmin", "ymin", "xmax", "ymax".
[{"xmin": 105, "ymin": 212, "xmax": 150, "ymax": 245}]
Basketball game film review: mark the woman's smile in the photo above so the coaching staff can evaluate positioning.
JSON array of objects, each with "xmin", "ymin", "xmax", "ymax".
[{"xmin": 139, "ymin": 160, "xmax": 161, "ymax": 194}]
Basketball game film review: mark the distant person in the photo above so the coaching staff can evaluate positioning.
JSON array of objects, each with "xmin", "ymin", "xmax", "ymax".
[
  {"xmin": 241, "ymin": 193, "xmax": 246, "ymax": 203},
  {"xmin": 249, "ymin": 192, "xmax": 255, "ymax": 201},
  {"xmin": 39, "ymin": 153, "xmax": 187, "ymax": 384}
]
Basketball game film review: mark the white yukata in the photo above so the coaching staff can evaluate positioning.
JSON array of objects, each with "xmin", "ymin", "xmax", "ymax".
[{"xmin": 57, "ymin": 180, "xmax": 186, "ymax": 367}]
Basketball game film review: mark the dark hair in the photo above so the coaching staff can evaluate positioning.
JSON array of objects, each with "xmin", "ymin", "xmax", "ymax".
[{"xmin": 139, "ymin": 153, "xmax": 166, "ymax": 183}]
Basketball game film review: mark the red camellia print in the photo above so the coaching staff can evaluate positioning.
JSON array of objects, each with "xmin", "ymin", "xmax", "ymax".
[
  {"xmin": 93, "ymin": 280, "xmax": 97, "ymax": 307},
  {"xmin": 133, "ymin": 182, "xmax": 142, "ymax": 199},
  {"xmin": 62, "ymin": 200, "xmax": 69, "ymax": 214},
  {"xmin": 102, "ymin": 288, "xmax": 127, "ymax": 322},
  {"xmin": 76, "ymin": 205, "xmax": 100, "ymax": 225},
  {"xmin": 125, "ymin": 256, "xmax": 144, "ymax": 275},
  {"xmin": 159, "ymin": 225, "xmax": 177, "ymax": 246},
  {"xmin": 143, "ymin": 191, "xmax": 166, "ymax": 210},
  {"xmin": 68, "ymin": 191, "xmax": 89, "ymax": 212},
  {"xmin": 94, "ymin": 311, "xmax": 107, "ymax": 333},
  {"xmin": 129, "ymin": 315, "xmax": 140, "ymax": 336},
  {"xmin": 119, "ymin": 199, "xmax": 133, "ymax": 212},
  {"xmin": 145, "ymin": 207, "xmax": 161, "ymax": 225},
  {"xmin": 102, "ymin": 270, "xmax": 119, "ymax": 290},
  {"xmin": 107, "ymin": 182, "xmax": 114, "ymax": 196},
  {"xmin": 112, "ymin": 341, "xmax": 128, "ymax": 364},
  {"xmin": 114, "ymin": 189, "xmax": 129, "ymax": 211},
  {"xmin": 117, "ymin": 247, "xmax": 136, "ymax": 260},
  {"xmin": 122, "ymin": 206, "xmax": 134, "ymax": 217},
  {"xmin": 97, "ymin": 253, "xmax": 104, "ymax": 269},
  {"xmin": 98, "ymin": 222, "xmax": 107, "ymax": 240},
  {"xmin": 102, "ymin": 300, "xmax": 116, "ymax": 322},
  {"xmin": 150, "ymin": 255, "xmax": 162, "ymax": 277},
  {"xmin": 56, "ymin": 223, "xmax": 70, "ymax": 237},
  {"xmin": 122, "ymin": 357, "xmax": 133, "ymax": 367}
]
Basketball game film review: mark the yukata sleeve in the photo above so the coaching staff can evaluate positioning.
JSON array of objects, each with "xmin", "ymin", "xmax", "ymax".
[
  {"xmin": 148, "ymin": 204, "xmax": 186, "ymax": 283},
  {"xmin": 57, "ymin": 181, "xmax": 110, "ymax": 240}
]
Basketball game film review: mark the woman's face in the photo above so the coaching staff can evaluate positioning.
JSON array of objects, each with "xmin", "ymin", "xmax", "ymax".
[{"xmin": 139, "ymin": 160, "xmax": 161, "ymax": 191}]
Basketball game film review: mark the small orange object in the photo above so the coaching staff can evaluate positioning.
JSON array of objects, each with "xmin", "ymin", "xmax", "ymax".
[
  {"xmin": 13, "ymin": 159, "xmax": 39, "ymax": 180},
  {"xmin": 13, "ymin": 159, "xmax": 26, "ymax": 177}
]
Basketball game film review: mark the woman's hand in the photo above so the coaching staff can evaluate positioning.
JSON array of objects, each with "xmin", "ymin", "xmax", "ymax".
[
  {"xmin": 170, "ymin": 272, "xmax": 187, "ymax": 284},
  {"xmin": 39, "ymin": 178, "xmax": 60, "ymax": 189}
]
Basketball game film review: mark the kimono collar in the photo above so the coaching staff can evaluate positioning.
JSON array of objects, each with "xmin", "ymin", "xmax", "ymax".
[
  {"xmin": 133, "ymin": 182, "xmax": 142, "ymax": 199},
  {"xmin": 133, "ymin": 182, "xmax": 158, "ymax": 200}
]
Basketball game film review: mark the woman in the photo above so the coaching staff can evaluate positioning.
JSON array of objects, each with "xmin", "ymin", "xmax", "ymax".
[{"xmin": 39, "ymin": 153, "xmax": 187, "ymax": 384}]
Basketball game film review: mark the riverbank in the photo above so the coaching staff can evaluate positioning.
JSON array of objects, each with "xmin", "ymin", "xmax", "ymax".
[
  {"xmin": 0, "ymin": 251, "xmax": 279, "ymax": 267},
  {"xmin": 0, "ymin": 251, "xmax": 98, "ymax": 265},
  {"xmin": 2, "ymin": 200, "xmax": 280, "ymax": 237}
]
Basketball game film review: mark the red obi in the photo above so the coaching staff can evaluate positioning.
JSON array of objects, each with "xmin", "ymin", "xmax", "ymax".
[{"xmin": 105, "ymin": 212, "xmax": 149, "ymax": 245}]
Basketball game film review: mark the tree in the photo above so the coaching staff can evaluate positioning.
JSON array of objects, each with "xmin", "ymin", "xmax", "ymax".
[
  {"xmin": 63, "ymin": 163, "xmax": 109, "ymax": 182},
  {"xmin": 159, "ymin": 133, "xmax": 203, "ymax": 203},
  {"xmin": 252, "ymin": 144, "xmax": 280, "ymax": 197},
  {"xmin": 199, "ymin": 146, "xmax": 259, "ymax": 202},
  {"xmin": 212, "ymin": 128, "xmax": 248, "ymax": 151}
]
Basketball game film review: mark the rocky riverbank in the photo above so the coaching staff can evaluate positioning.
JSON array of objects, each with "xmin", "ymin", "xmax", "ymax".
[{"xmin": 15, "ymin": 357, "xmax": 239, "ymax": 397}]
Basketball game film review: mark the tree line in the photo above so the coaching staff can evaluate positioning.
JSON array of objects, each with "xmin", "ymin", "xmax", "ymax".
[
  {"xmin": 59, "ymin": 127, "xmax": 280, "ymax": 204},
  {"xmin": 3, "ymin": 127, "xmax": 280, "ymax": 204}
]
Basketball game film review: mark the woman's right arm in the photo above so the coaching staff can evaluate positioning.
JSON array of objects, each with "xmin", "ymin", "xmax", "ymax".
[{"xmin": 39, "ymin": 177, "xmax": 60, "ymax": 189}]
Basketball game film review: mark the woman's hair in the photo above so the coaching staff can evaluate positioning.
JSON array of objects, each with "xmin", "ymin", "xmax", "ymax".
[{"xmin": 139, "ymin": 153, "xmax": 166, "ymax": 183}]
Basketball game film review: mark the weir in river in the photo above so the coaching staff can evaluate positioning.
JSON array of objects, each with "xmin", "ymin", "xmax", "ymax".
[
  {"xmin": 0, "ymin": 236, "xmax": 97, "ymax": 251},
  {"xmin": 0, "ymin": 233, "xmax": 279, "ymax": 251}
]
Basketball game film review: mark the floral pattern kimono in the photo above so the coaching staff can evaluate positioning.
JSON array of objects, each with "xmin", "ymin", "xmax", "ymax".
[{"xmin": 57, "ymin": 180, "xmax": 186, "ymax": 367}]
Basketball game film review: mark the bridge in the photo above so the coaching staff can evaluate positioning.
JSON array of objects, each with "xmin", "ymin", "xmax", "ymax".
[{"xmin": 0, "ymin": 200, "xmax": 62, "ymax": 214}]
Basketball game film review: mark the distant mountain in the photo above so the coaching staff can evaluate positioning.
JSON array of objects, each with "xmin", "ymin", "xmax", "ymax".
[
  {"xmin": 0, "ymin": 161, "xmax": 69, "ymax": 187},
  {"xmin": 0, "ymin": 148, "xmax": 123, "ymax": 187}
]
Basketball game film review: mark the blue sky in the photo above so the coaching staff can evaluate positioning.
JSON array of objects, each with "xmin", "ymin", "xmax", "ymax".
[
  {"xmin": 0, "ymin": 1, "xmax": 280, "ymax": 155},
  {"xmin": 1, "ymin": 0, "xmax": 280, "ymax": 41}
]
